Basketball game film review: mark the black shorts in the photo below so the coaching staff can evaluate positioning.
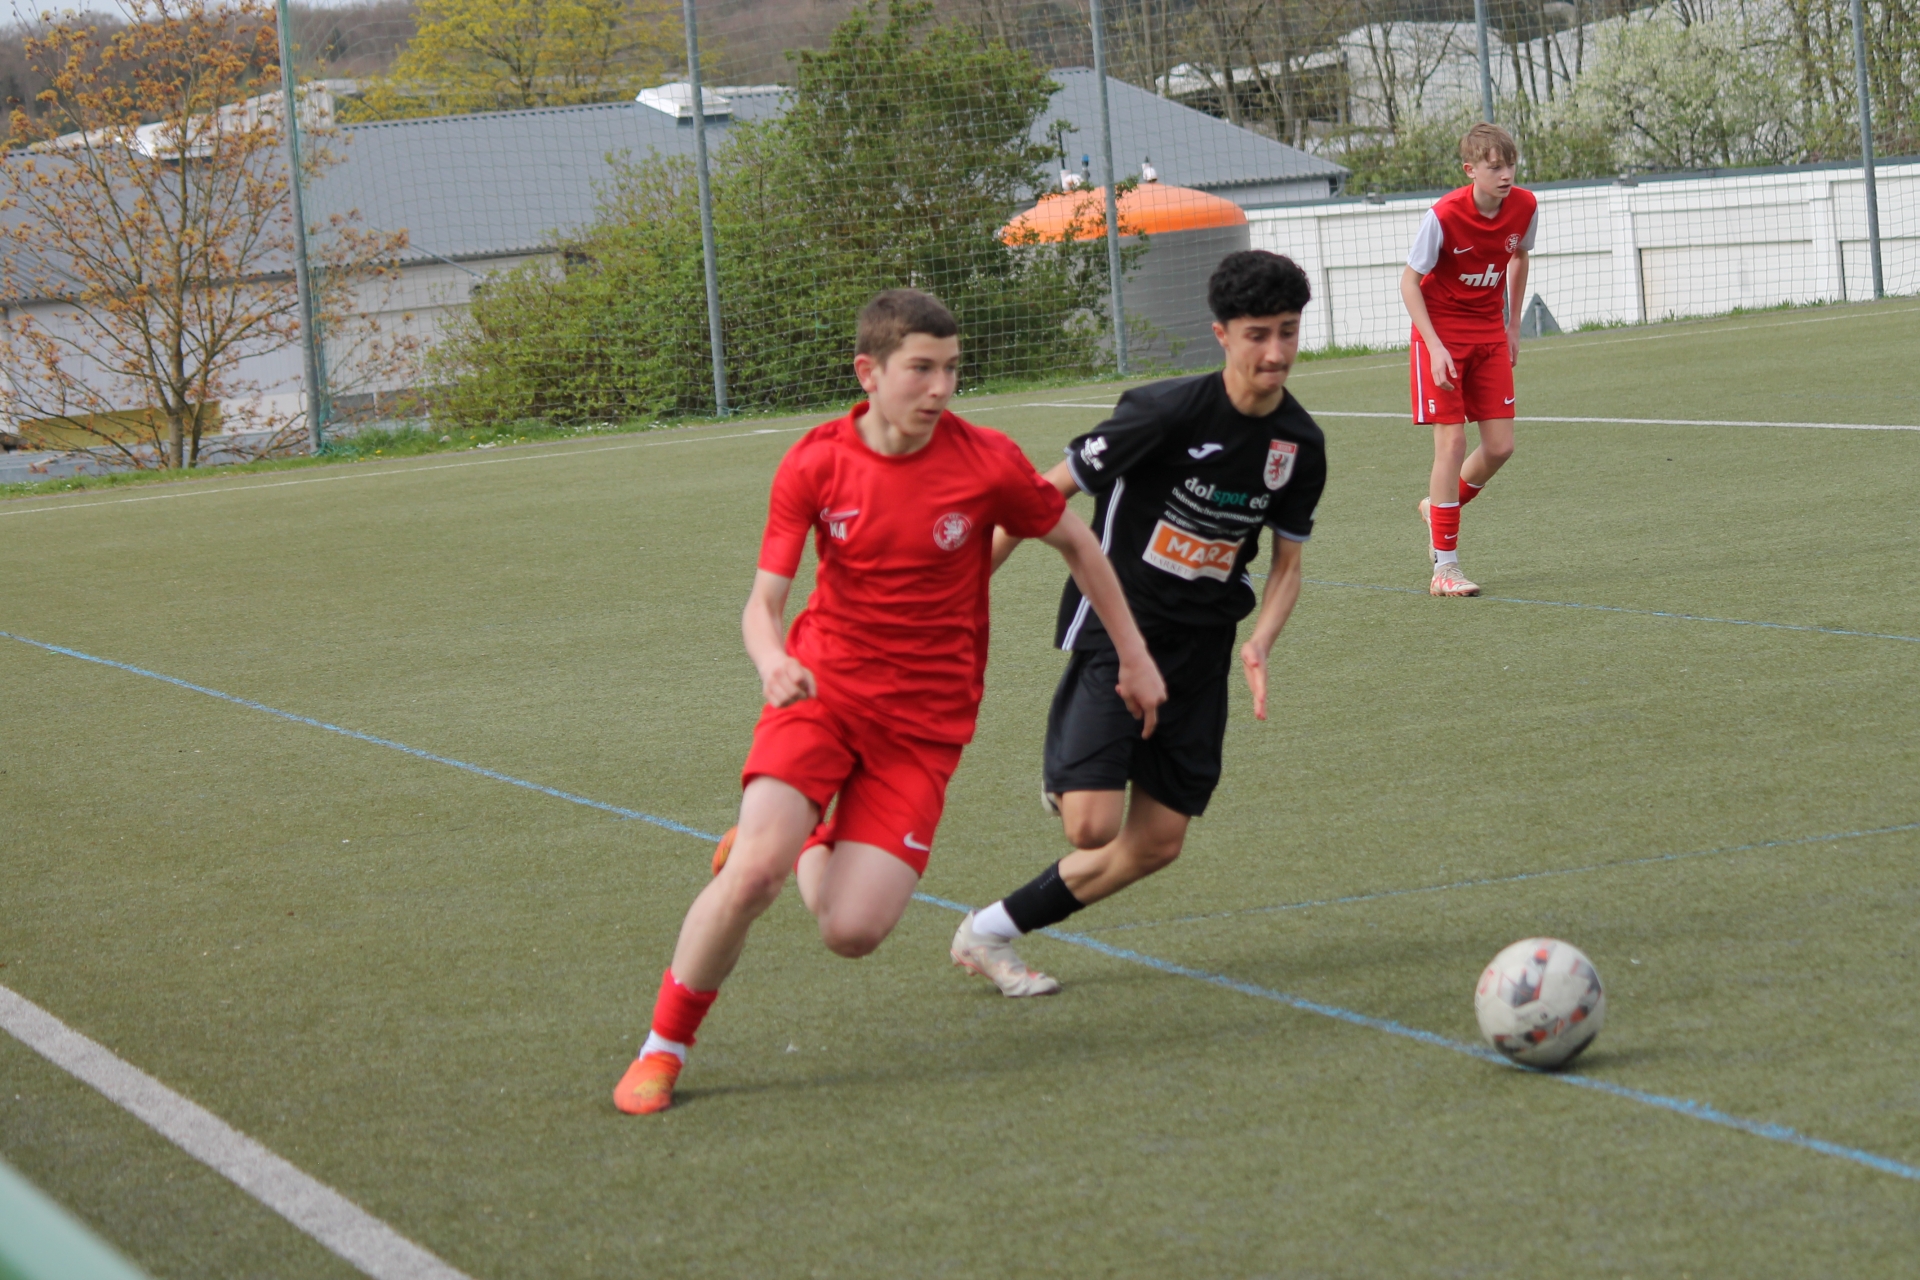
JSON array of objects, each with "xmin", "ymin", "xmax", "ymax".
[{"xmin": 1042, "ymin": 626, "xmax": 1235, "ymax": 817}]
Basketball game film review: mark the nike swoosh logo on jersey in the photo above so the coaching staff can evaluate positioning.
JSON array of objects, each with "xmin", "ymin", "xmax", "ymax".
[
  {"xmin": 1187, "ymin": 443, "xmax": 1224, "ymax": 458},
  {"xmin": 1453, "ymin": 246, "xmax": 1474, "ymax": 254},
  {"xmin": 903, "ymin": 832, "xmax": 931, "ymax": 852},
  {"xmin": 1504, "ymin": 397, "xmax": 1515, "ymax": 404}
]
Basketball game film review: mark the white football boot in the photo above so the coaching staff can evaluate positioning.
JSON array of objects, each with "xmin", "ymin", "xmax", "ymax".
[{"xmin": 951, "ymin": 912, "xmax": 1061, "ymax": 998}]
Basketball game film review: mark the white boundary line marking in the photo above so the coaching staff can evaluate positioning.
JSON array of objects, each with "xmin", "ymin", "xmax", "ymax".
[
  {"xmin": 1305, "ymin": 410, "xmax": 1920, "ymax": 431},
  {"xmin": 0, "ymin": 985, "xmax": 474, "ymax": 1280},
  {"xmin": 9, "ymin": 300, "xmax": 1917, "ymax": 519},
  {"xmin": 0, "ymin": 425, "xmax": 807, "ymax": 519},
  {"xmin": 1001, "ymin": 404, "xmax": 1920, "ymax": 431}
]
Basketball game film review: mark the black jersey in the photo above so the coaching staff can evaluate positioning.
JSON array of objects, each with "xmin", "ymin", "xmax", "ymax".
[{"xmin": 1054, "ymin": 372, "xmax": 1327, "ymax": 650}]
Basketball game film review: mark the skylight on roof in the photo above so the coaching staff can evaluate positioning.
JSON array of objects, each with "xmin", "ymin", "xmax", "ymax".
[{"xmin": 636, "ymin": 83, "xmax": 731, "ymax": 120}]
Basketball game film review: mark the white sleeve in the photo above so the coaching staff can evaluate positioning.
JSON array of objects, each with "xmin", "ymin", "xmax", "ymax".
[
  {"xmin": 1406, "ymin": 209, "xmax": 1443, "ymax": 273},
  {"xmin": 1519, "ymin": 207, "xmax": 1539, "ymax": 252}
]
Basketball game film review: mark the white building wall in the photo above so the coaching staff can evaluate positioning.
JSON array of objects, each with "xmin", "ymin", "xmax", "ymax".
[{"xmin": 1248, "ymin": 160, "xmax": 1920, "ymax": 352}]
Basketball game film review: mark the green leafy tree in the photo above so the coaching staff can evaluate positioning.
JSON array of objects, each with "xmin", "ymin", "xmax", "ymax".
[
  {"xmin": 351, "ymin": 0, "xmax": 681, "ymax": 118},
  {"xmin": 431, "ymin": 0, "xmax": 1131, "ymax": 423}
]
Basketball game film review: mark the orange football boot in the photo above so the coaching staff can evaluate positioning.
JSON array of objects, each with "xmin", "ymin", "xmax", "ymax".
[{"xmin": 613, "ymin": 1051, "xmax": 683, "ymax": 1115}]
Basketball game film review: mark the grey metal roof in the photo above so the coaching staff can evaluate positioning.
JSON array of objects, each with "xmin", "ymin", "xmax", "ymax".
[
  {"xmin": 307, "ymin": 75, "xmax": 1344, "ymax": 265},
  {"xmin": 309, "ymin": 88, "xmax": 788, "ymax": 263},
  {"xmin": 1034, "ymin": 69, "xmax": 1346, "ymax": 195}
]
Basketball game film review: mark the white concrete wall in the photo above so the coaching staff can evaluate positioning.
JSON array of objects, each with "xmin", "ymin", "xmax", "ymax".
[{"xmin": 1247, "ymin": 160, "xmax": 1920, "ymax": 352}]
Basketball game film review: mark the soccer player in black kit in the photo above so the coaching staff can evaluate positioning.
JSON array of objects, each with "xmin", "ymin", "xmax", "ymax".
[{"xmin": 951, "ymin": 250, "xmax": 1328, "ymax": 996}]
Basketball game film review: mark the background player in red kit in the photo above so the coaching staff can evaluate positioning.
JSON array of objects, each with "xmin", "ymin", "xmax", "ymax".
[
  {"xmin": 1400, "ymin": 122, "xmax": 1538, "ymax": 597},
  {"xmin": 613, "ymin": 289, "xmax": 1166, "ymax": 1115}
]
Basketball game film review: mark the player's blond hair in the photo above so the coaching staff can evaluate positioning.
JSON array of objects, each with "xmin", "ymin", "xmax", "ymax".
[{"xmin": 1459, "ymin": 123, "xmax": 1518, "ymax": 167}]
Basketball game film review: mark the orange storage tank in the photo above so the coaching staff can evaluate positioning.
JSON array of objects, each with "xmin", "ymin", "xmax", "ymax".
[
  {"xmin": 1003, "ymin": 182, "xmax": 1252, "ymax": 370},
  {"xmin": 1003, "ymin": 182, "xmax": 1249, "ymax": 243}
]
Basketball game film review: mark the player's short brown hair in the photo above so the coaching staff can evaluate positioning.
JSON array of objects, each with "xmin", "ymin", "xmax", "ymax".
[
  {"xmin": 856, "ymin": 289, "xmax": 959, "ymax": 365},
  {"xmin": 1459, "ymin": 123, "xmax": 1518, "ymax": 167}
]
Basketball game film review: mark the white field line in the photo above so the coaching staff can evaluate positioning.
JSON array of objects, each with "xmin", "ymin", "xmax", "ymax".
[
  {"xmin": 12, "ymin": 307, "xmax": 1918, "ymax": 522},
  {"xmin": 0, "ymin": 425, "xmax": 808, "ymax": 519},
  {"xmin": 0, "ymin": 985, "xmax": 474, "ymax": 1280},
  {"xmin": 997, "ymin": 403, "xmax": 1920, "ymax": 431},
  {"xmin": 1310, "ymin": 410, "xmax": 1920, "ymax": 431},
  {"xmin": 1094, "ymin": 301, "xmax": 1920, "ymax": 384}
]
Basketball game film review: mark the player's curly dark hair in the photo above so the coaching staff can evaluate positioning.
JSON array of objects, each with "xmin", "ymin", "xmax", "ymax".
[{"xmin": 1207, "ymin": 251, "xmax": 1311, "ymax": 323}]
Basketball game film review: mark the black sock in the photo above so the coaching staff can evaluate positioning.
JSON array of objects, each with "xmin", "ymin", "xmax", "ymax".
[{"xmin": 1002, "ymin": 861, "xmax": 1085, "ymax": 934}]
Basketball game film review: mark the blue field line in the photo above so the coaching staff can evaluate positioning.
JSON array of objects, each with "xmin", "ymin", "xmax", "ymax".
[
  {"xmin": 0, "ymin": 630, "xmax": 717, "ymax": 842},
  {"xmin": 12, "ymin": 629, "xmax": 1920, "ymax": 1186},
  {"xmin": 915, "ymin": 893, "xmax": 1920, "ymax": 1182},
  {"xmin": 1080, "ymin": 821, "xmax": 1920, "ymax": 936},
  {"xmin": 1303, "ymin": 578, "xmax": 1920, "ymax": 644}
]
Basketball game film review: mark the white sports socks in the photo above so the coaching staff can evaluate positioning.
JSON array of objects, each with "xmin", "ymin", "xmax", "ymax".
[
  {"xmin": 640, "ymin": 1032, "xmax": 689, "ymax": 1062},
  {"xmin": 971, "ymin": 901, "xmax": 1022, "ymax": 941}
]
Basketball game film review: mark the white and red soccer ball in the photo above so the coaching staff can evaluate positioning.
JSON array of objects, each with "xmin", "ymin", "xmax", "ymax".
[{"xmin": 1474, "ymin": 937, "xmax": 1606, "ymax": 1069}]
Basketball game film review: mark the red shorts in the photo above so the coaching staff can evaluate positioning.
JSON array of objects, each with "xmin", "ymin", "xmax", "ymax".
[
  {"xmin": 740, "ymin": 697, "xmax": 963, "ymax": 875},
  {"xmin": 1411, "ymin": 334, "xmax": 1514, "ymax": 425}
]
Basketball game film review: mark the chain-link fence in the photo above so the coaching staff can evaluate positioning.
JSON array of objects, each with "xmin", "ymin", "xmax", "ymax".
[{"xmin": 1, "ymin": 0, "xmax": 1913, "ymax": 463}]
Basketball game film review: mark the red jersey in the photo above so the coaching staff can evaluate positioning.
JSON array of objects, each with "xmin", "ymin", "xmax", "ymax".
[
  {"xmin": 1408, "ymin": 184, "xmax": 1539, "ymax": 345},
  {"xmin": 758, "ymin": 406, "xmax": 1067, "ymax": 745}
]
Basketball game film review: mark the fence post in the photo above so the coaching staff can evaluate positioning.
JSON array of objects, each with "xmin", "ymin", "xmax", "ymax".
[
  {"xmin": 1473, "ymin": 0, "xmax": 1495, "ymax": 124},
  {"xmin": 274, "ymin": 0, "xmax": 329, "ymax": 452},
  {"xmin": 683, "ymin": 0, "xmax": 729, "ymax": 414},
  {"xmin": 1088, "ymin": 0, "xmax": 1128, "ymax": 377},
  {"xmin": 1847, "ymin": 0, "xmax": 1884, "ymax": 299}
]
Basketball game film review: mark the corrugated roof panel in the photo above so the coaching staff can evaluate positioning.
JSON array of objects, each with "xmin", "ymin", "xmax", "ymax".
[{"xmin": 304, "ymin": 76, "xmax": 1341, "ymax": 266}]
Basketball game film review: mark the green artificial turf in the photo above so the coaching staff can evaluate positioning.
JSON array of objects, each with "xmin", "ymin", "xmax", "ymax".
[{"xmin": 2, "ymin": 298, "xmax": 1918, "ymax": 1277}]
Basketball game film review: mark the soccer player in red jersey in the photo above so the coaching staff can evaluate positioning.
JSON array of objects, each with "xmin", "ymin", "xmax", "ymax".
[
  {"xmin": 1400, "ymin": 122, "xmax": 1538, "ymax": 597},
  {"xmin": 612, "ymin": 290, "xmax": 1166, "ymax": 1115}
]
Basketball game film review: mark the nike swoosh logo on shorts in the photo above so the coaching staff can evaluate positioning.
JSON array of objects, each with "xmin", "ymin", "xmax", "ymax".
[
  {"xmin": 1504, "ymin": 397, "xmax": 1515, "ymax": 404},
  {"xmin": 904, "ymin": 833, "xmax": 931, "ymax": 851}
]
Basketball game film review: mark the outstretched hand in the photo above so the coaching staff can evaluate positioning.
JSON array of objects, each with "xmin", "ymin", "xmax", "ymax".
[
  {"xmin": 1240, "ymin": 639, "xmax": 1272, "ymax": 721},
  {"xmin": 761, "ymin": 655, "xmax": 817, "ymax": 707},
  {"xmin": 1115, "ymin": 654, "xmax": 1167, "ymax": 740}
]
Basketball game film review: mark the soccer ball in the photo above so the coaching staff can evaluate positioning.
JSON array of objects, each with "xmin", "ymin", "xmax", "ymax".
[{"xmin": 1474, "ymin": 938, "xmax": 1606, "ymax": 1069}]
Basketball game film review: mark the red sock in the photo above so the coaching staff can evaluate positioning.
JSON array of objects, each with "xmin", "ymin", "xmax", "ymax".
[
  {"xmin": 1430, "ymin": 501, "xmax": 1460, "ymax": 553},
  {"xmin": 1458, "ymin": 478, "xmax": 1484, "ymax": 506},
  {"xmin": 650, "ymin": 969, "xmax": 719, "ymax": 1047}
]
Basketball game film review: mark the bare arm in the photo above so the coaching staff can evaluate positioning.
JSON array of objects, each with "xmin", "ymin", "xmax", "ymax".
[
  {"xmin": 1037, "ymin": 509, "xmax": 1167, "ymax": 737},
  {"xmin": 1240, "ymin": 536, "xmax": 1305, "ymax": 722},
  {"xmin": 1505, "ymin": 248, "xmax": 1530, "ymax": 366},
  {"xmin": 991, "ymin": 458, "xmax": 1082, "ymax": 572},
  {"xmin": 742, "ymin": 568, "xmax": 816, "ymax": 707},
  {"xmin": 1399, "ymin": 265, "xmax": 1456, "ymax": 391}
]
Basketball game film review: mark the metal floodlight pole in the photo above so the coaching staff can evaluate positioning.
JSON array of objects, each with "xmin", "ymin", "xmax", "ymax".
[
  {"xmin": 1088, "ymin": 0, "xmax": 1128, "ymax": 376},
  {"xmin": 1473, "ymin": 0, "xmax": 1495, "ymax": 124},
  {"xmin": 684, "ymin": 0, "xmax": 729, "ymax": 415},
  {"xmin": 1848, "ymin": 0, "xmax": 1884, "ymax": 299},
  {"xmin": 274, "ymin": 0, "xmax": 329, "ymax": 451}
]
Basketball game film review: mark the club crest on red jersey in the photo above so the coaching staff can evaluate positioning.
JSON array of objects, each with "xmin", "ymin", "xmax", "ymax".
[
  {"xmin": 1505, "ymin": 232, "xmax": 1522, "ymax": 252},
  {"xmin": 1263, "ymin": 440, "xmax": 1297, "ymax": 491},
  {"xmin": 933, "ymin": 511, "xmax": 973, "ymax": 551}
]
